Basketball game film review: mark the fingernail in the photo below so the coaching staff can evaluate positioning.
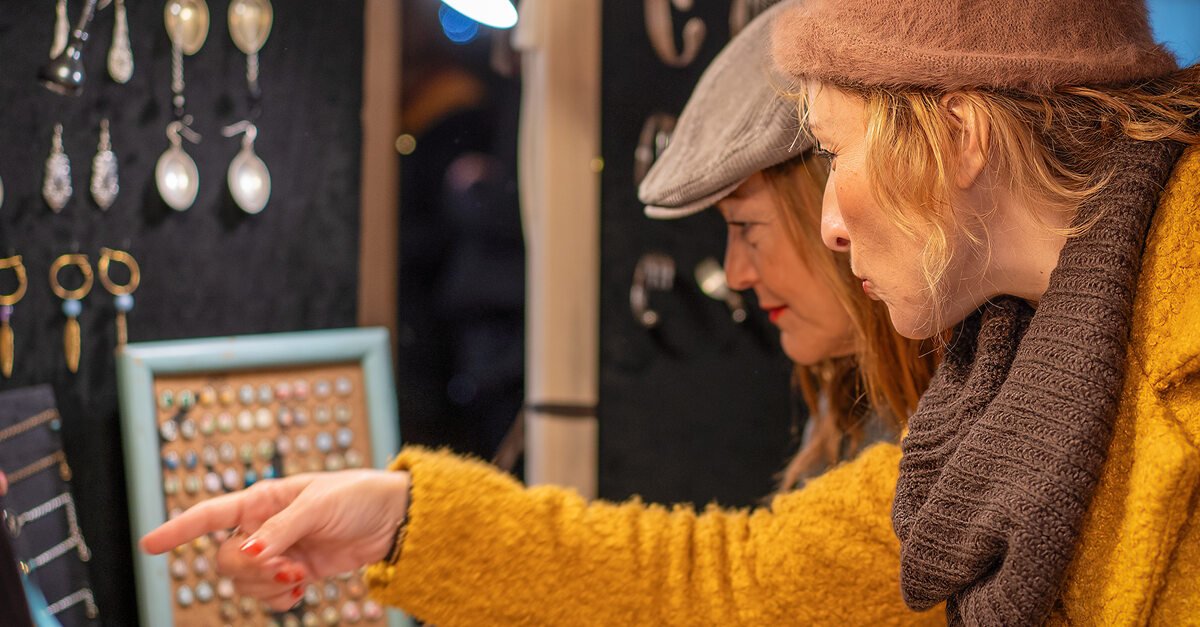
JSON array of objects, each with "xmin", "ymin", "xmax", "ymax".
[
  {"xmin": 292, "ymin": 586, "xmax": 302, "ymax": 598},
  {"xmin": 275, "ymin": 570, "xmax": 302, "ymax": 584},
  {"xmin": 239, "ymin": 538, "xmax": 265, "ymax": 557}
]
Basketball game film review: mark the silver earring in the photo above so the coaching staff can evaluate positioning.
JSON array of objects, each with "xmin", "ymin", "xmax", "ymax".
[
  {"xmin": 223, "ymin": 121, "xmax": 271, "ymax": 214},
  {"xmin": 51, "ymin": 0, "xmax": 69, "ymax": 59},
  {"xmin": 229, "ymin": 0, "xmax": 273, "ymax": 97},
  {"xmin": 108, "ymin": 0, "xmax": 134, "ymax": 84},
  {"xmin": 91, "ymin": 119, "xmax": 119, "ymax": 210},
  {"xmin": 44, "ymin": 124, "xmax": 72, "ymax": 213},
  {"xmin": 156, "ymin": 119, "xmax": 201, "ymax": 211}
]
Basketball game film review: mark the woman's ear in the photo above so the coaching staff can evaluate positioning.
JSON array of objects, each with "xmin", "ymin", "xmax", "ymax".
[{"xmin": 940, "ymin": 93, "xmax": 990, "ymax": 190}]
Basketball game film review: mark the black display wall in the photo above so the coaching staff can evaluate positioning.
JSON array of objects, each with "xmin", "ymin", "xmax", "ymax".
[
  {"xmin": 600, "ymin": 3, "xmax": 797, "ymax": 508},
  {"xmin": 0, "ymin": 2, "xmax": 363, "ymax": 624}
]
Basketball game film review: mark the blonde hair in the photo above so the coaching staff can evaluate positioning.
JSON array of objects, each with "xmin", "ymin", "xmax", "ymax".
[
  {"xmin": 764, "ymin": 152, "xmax": 939, "ymax": 490},
  {"xmin": 796, "ymin": 65, "xmax": 1200, "ymax": 329}
]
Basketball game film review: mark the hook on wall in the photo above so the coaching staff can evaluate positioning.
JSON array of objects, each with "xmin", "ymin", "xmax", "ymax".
[
  {"xmin": 729, "ymin": 0, "xmax": 783, "ymax": 37},
  {"xmin": 695, "ymin": 257, "xmax": 747, "ymax": 323},
  {"xmin": 633, "ymin": 113, "xmax": 677, "ymax": 187},
  {"xmin": 630, "ymin": 252, "xmax": 676, "ymax": 328},
  {"xmin": 643, "ymin": 0, "xmax": 706, "ymax": 68}
]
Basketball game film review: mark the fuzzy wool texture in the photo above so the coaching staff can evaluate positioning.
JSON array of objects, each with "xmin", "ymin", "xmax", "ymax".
[
  {"xmin": 363, "ymin": 148, "xmax": 1200, "ymax": 624},
  {"xmin": 365, "ymin": 444, "xmax": 944, "ymax": 626},
  {"xmin": 893, "ymin": 137, "xmax": 1186, "ymax": 625},
  {"xmin": 769, "ymin": 0, "xmax": 1178, "ymax": 92},
  {"xmin": 1052, "ymin": 145, "xmax": 1200, "ymax": 625}
]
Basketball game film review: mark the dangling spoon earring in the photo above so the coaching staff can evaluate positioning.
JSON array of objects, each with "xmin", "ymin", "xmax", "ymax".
[
  {"xmin": 228, "ymin": 0, "xmax": 272, "ymax": 98},
  {"xmin": 156, "ymin": 119, "xmax": 201, "ymax": 211},
  {"xmin": 222, "ymin": 122, "xmax": 270, "ymax": 214},
  {"xmin": 165, "ymin": 0, "xmax": 210, "ymax": 117}
]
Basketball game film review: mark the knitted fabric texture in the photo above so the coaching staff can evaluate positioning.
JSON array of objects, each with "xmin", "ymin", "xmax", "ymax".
[
  {"xmin": 358, "ymin": 148, "xmax": 1200, "ymax": 623},
  {"xmin": 769, "ymin": 0, "xmax": 1178, "ymax": 92},
  {"xmin": 366, "ymin": 445, "xmax": 946, "ymax": 626},
  {"xmin": 892, "ymin": 137, "xmax": 1185, "ymax": 625}
]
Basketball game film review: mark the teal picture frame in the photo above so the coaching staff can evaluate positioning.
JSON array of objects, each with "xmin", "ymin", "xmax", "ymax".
[{"xmin": 116, "ymin": 327, "xmax": 412, "ymax": 627}]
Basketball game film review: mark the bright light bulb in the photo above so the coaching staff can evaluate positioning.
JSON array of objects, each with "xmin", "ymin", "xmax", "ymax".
[{"xmin": 440, "ymin": 0, "xmax": 518, "ymax": 29}]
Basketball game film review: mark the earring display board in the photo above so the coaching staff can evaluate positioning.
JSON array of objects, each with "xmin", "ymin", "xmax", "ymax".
[
  {"xmin": 0, "ymin": 2, "xmax": 365, "ymax": 622},
  {"xmin": 598, "ymin": 1, "xmax": 795, "ymax": 508},
  {"xmin": 0, "ymin": 384, "xmax": 98, "ymax": 626},
  {"xmin": 116, "ymin": 327, "xmax": 411, "ymax": 627}
]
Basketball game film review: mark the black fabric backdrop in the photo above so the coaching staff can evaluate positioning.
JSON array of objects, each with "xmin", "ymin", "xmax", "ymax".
[
  {"xmin": 0, "ymin": 2, "xmax": 363, "ymax": 624},
  {"xmin": 599, "ymin": 4, "xmax": 797, "ymax": 508}
]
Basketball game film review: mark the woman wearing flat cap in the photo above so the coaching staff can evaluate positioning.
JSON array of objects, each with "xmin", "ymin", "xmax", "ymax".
[
  {"xmin": 139, "ymin": 3, "xmax": 948, "ymax": 625},
  {"xmin": 771, "ymin": 0, "xmax": 1200, "ymax": 623}
]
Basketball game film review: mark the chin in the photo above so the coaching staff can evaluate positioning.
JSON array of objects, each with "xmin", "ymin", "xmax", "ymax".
[
  {"xmin": 885, "ymin": 304, "xmax": 940, "ymax": 340},
  {"xmin": 781, "ymin": 336, "xmax": 829, "ymax": 367}
]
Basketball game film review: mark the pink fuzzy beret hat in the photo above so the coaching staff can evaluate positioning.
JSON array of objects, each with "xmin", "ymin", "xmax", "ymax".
[{"xmin": 771, "ymin": 0, "xmax": 1179, "ymax": 93}]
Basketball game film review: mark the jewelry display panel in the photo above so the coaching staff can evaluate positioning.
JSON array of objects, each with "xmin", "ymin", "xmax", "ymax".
[
  {"xmin": 117, "ymin": 328, "xmax": 411, "ymax": 627},
  {"xmin": 0, "ymin": 384, "xmax": 98, "ymax": 626},
  {"xmin": 156, "ymin": 366, "xmax": 378, "ymax": 627}
]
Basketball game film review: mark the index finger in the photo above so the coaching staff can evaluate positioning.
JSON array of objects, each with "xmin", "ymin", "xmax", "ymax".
[{"xmin": 140, "ymin": 490, "xmax": 255, "ymax": 554}]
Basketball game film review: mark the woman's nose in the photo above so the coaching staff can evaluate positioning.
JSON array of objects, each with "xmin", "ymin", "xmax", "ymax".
[
  {"xmin": 723, "ymin": 238, "xmax": 757, "ymax": 291},
  {"xmin": 821, "ymin": 174, "xmax": 851, "ymax": 252}
]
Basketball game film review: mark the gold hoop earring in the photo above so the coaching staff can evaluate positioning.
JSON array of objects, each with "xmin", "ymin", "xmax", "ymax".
[
  {"xmin": 50, "ymin": 254, "xmax": 94, "ymax": 373},
  {"xmin": 0, "ymin": 255, "xmax": 29, "ymax": 378},
  {"xmin": 98, "ymin": 248, "xmax": 140, "ymax": 347}
]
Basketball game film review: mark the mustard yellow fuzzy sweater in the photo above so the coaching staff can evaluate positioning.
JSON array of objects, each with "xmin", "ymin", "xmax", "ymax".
[{"xmin": 366, "ymin": 148, "xmax": 1200, "ymax": 625}]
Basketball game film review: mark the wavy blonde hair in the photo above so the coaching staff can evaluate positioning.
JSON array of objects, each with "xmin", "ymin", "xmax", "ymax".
[
  {"xmin": 764, "ymin": 152, "xmax": 939, "ymax": 490},
  {"xmin": 796, "ymin": 65, "xmax": 1200, "ymax": 330}
]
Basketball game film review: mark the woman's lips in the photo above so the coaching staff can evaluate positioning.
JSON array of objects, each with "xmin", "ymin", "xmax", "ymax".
[{"xmin": 767, "ymin": 306, "xmax": 787, "ymax": 323}]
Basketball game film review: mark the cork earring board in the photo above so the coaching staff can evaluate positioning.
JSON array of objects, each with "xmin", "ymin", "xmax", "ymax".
[{"xmin": 116, "ymin": 327, "xmax": 411, "ymax": 627}]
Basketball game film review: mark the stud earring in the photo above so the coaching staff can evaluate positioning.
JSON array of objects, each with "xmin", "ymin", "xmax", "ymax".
[
  {"xmin": 44, "ymin": 124, "xmax": 72, "ymax": 213},
  {"xmin": 0, "ymin": 256, "xmax": 28, "ymax": 378},
  {"xmin": 91, "ymin": 119, "xmax": 119, "ymax": 210},
  {"xmin": 49, "ymin": 254, "xmax": 93, "ymax": 373},
  {"xmin": 98, "ymin": 247, "xmax": 140, "ymax": 347}
]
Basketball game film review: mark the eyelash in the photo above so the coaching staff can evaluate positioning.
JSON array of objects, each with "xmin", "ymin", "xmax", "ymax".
[
  {"xmin": 814, "ymin": 147, "xmax": 838, "ymax": 165},
  {"xmin": 727, "ymin": 222, "xmax": 762, "ymax": 246}
]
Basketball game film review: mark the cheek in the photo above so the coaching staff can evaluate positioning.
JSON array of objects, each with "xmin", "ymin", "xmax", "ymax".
[
  {"xmin": 755, "ymin": 241, "xmax": 805, "ymax": 295},
  {"xmin": 831, "ymin": 169, "xmax": 874, "ymax": 237}
]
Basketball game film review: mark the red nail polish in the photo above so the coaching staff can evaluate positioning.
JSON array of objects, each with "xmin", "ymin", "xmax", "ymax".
[
  {"xmin": 274, "ymin": 572, "xmax": 290, "ymax": 584},
  {"xmin": 289, "ymin": 571, "xmax": 304, "ymax": 584},
  {"xmin": 292, "ymin": 586, "xmax": 302, "ymax": 598},
  {"xmin": 239, "ymin": 538, "xmax": 265, "ymax": 557}
]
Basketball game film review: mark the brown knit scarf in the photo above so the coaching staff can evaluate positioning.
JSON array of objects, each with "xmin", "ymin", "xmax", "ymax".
[{"xmin": 891, "ymin": 137, "xmax": 1185, "ymax": 626}]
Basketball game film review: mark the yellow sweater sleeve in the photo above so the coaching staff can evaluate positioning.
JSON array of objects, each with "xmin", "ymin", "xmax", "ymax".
[{"xmin": 364, "ymin": 444, "xmax": 944, "ymax": 626}]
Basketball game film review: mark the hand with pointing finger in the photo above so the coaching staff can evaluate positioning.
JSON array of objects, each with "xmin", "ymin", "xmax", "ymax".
[{"xmin": 139, "ymin": 469, "xmax": 410, "ymax": 611}]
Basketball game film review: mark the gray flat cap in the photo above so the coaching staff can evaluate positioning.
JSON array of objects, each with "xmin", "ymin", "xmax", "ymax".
[{"xmin": 639, "ymin": 0, "xmax": 811, "ymax": 219}]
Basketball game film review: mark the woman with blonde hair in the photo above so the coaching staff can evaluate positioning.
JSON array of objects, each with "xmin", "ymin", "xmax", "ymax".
[
  {"xmin": 769, "ymin": 0, "xmax": 1200, "ymax": 622},
  {"xmin": 140, "ymin": 4, "xmax": 944, "ymax": 625}
]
